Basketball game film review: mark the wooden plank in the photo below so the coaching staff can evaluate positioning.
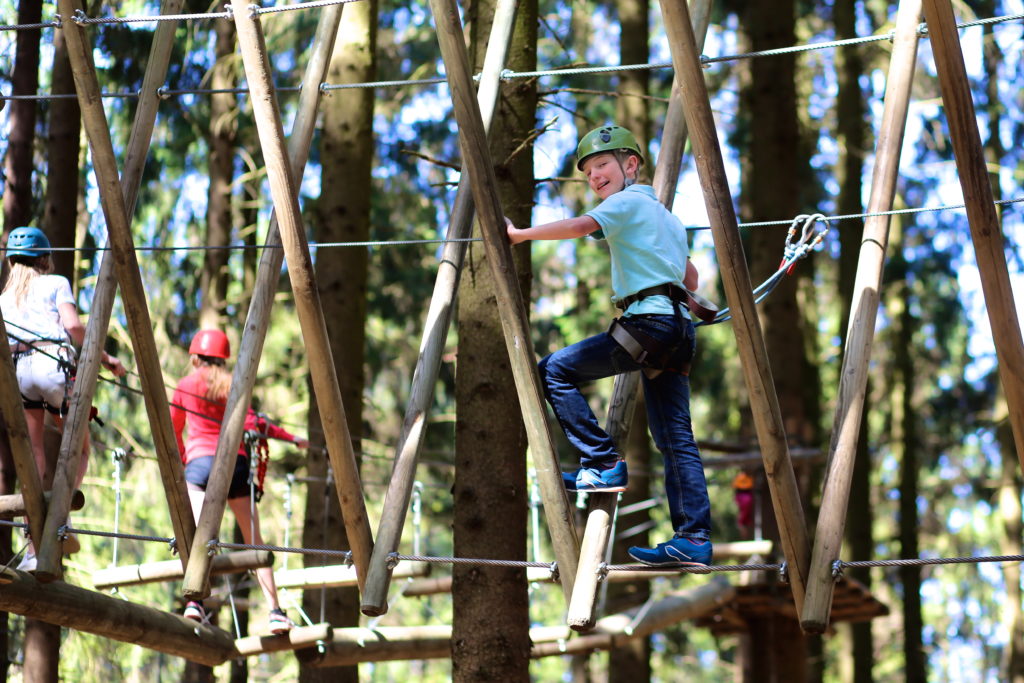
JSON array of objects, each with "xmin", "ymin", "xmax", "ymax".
[
  {"xmin": 920, "ymin": 2, "xmax": 1024, "ymax": 459},
  {"xmin": 0, "ymin": 490, "xmax": 84, "ymax": 517},
  {"xmin": 279, "ymin": 560, "xmax": 429, "ymax": 591},
  {"xmin": 0, "ymin": 567, "xmax": 235, "ymax": 666},
  {"xmin": 234, "ymin": 623, "xmax": 332, "ymax": 656},
  {"xmin": 361, "ymin": 0, "xmax": 519, "ymax": 617},
  {"xmin": 183, "ymin": 2, "xmax": 367, "ymax": 599},
  {"xmin": 657, "ymin": 0, "xmax": 811, "ymax": 617},
  {"xmin": 92, "ymin": 550, "xmax": 274, "ymax": 591},
  {"xmin": 427, "ymin": 0, "xmax": 580, "ymax": 598},
  {"xmin": 566, "ymin": 0, "xmax": 713, "ymax": 632},
  {"xmin": 50, "ymin": 0, "xmax": 195, "ymax": 583},
  {"xmin": 800, "ymin": 0, "xmax": 922, "ymax": 633}
]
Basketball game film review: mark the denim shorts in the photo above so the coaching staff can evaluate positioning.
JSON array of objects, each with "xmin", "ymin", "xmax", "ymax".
[{"xmin": 184, "ymin": 454, "xmax": 252, "ymax": 499}]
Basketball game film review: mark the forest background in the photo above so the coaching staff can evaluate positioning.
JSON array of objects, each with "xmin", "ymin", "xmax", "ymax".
[{"xmin": 0, "ymin": 0, "xmax": 1023, "ymax": 680}]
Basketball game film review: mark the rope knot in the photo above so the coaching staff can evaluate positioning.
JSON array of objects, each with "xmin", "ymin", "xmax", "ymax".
[
  {"xmin": 831, "ymin": 559, "xmax": 845, "ymax": 579},
  {"xmin": 385, "ymin": 552, "xmax": 400, "ymax": 570},
  {"xmin": 71, "ymin": 9, "xmax": 89, "ymax": 25},
  {"xmin": 206, "ymin": 539, "xmax": 219, "ymax": 556}
]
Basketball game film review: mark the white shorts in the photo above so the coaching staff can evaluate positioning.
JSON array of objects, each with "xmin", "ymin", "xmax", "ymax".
[{"xmin": 15, "ymin": 348, "xmax": 72, "ymax": 411}]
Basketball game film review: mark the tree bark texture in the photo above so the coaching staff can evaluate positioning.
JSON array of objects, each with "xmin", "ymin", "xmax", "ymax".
[
  {"xmin": 200, "ymin": 7, "xmax": 237, "ymax": 328},
  {"xmin": 451, "ymin": 0, "xmax": 536, "ymax": 679},
  {"xmin": 300, "ymin": 2, "xmax": 377, "ymax": 681}
]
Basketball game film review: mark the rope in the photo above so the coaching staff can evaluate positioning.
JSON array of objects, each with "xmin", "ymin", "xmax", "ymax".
[
  {"xmin": 839, "ymin": 554, "xmax": 1024, "ymax": 569},
  {"xmin": 394, "ymin": 553, "xmax": 557, "ymax": 570}
]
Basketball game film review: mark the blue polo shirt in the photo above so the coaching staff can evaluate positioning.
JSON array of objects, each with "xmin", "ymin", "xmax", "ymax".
[{"xmin": 585, "ymin": 184, "xmax": 690, "ymax": 318}]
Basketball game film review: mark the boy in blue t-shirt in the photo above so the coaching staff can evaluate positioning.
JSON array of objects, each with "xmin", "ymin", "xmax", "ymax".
[{"xmin": 506, "ymin": 125, "xmax": 712, "ymax": 567}]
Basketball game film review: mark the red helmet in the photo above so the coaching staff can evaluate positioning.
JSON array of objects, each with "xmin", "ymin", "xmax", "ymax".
[{"xmin": 189, "ymin": 329, "xmax": 230, "ymax": 359}]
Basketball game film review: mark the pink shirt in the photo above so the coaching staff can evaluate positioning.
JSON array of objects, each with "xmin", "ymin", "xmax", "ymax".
[{"xmin": 170, "ymin": 369, "xmax": 297, "ymax": 463}]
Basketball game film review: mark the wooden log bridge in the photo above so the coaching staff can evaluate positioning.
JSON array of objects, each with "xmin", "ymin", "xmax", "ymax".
[
  {"xmin": 235, "ymin": 623, "xmax": 333, "ymax": 656},
  {"xmin": 0, "ymin": 568, "xmax": 236, "ymax": 667},
  {"xmin": 92, "ymin": 550, "xmax": 274, "ymax": 591}
]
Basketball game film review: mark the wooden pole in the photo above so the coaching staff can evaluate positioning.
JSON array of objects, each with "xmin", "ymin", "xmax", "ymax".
[
  {"xmin": 36, "ymin": 0, "xmax": 188, "ymax": 583},
  {"xmin": 361, "ymin": 0, "xmax": 518, "ymax": 617},
  {"xmin": 920, "ymin": 0, "xmax": 1024, "ymax": 463},
  {"xmin": 801, "ymin": 0, "xmax": 922, "ymax": 633},
  {"xmin": 92, "ymin": 550, "xmax": 274, "ymax": 591},
  {"xmin": 427, "ymin": 0, "xmax": 580, "ymax": 598},
  {"xmin": 234, "ymin": 623, "xmax": 332, "ymax": 656},
  {"xmin": 0, "ymin": 567, "xmax": 236, "ymax": 667},
  {"xmin": 280, "ymin": 560, "xmax": 429, "ymax": 591},
  {"xmin": 0, "ymin": 490, "xmax": 84, "ymax": 517},
  {"xmin": 183, "ymin": 3, "xmax": 368, "ymax": 599},
  {"xmin": 658, "ymin": 0, "xmax": 811, "ymax": 615},
  {"xmin": 566, "ymin": 0, "xmax": 712, "ymax": 631},
  {"xmin": 0, "ymin": 329, "xmax": 46, "ymax": 546},
  {"xmin": 48, "ymin": 0, "xmax": 196, "ymax": 582},
  {"xmin": 299, "ymin": 580, "xmax": 733, "ymax": 666}
]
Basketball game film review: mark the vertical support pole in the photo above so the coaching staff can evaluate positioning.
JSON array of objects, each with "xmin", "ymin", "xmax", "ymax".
[
  {"xmin": 566, "ymin": 0, "xmax": 713, "ymax": 632},
  {"xmin": 920, "ymin": 0, "xmax": 1024, "ymax": 464},
  {"xmin": 801, "ymin": 0, "xmax": 922, "ymax": 632},
  {"xmin": 361, "ymin": 0, "xmax": 519, "ymax": 616},
  {"xmin": 54, "ymin": 0, "xmax": 195, "ymax": 568},
  {"xmin": 658, "ymin": 0, "xmax": 810, "ymax": 614},
  {"xmin": 428, "ymin": 0, "xmax": 581, "ymax": 599},
  {"xmin": 0, "ymin": 324, "xmax": 46, "ymax": 548},
  {"xmin": 182, "ymin": 0, "xmax": 346, "ymax": 600},
  {"xmin": 35, "ymin": 0, "xmax": 189, "ymax": 582},
  {"xmin": 186, "ymin": 3, "xmax": 373, "ymax": 597}
]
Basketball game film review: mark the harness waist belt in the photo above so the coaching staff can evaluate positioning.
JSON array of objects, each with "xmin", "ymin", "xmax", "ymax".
[{"xmin": 615, "ymin": 283, "xmax": 688, "ymax": 311}]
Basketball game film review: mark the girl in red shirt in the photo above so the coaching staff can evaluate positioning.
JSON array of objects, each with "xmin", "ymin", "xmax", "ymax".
[{"xmin": 170, "ymin": 329, "xmax": 308, "ymax": 635}]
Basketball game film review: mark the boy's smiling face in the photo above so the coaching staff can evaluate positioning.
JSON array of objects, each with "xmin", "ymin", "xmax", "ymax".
[{"xmin": 581, "ymin": 152, "xmax": 639, "ymax": 200}]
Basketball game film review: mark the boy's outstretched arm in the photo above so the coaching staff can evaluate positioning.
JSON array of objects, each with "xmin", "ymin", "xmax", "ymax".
[{"xmin": 506, "ymin": 215, "xmax": 600, "ymax": 245}]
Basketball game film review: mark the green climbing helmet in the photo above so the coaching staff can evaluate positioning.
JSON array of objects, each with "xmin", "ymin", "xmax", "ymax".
[
  {"xmin": 576, "ymin": 125, "xmax": 644, "ymax": 171},
  {"xmin": 5, "ymin": 226, "xmax": 51, "ymax": 258}
]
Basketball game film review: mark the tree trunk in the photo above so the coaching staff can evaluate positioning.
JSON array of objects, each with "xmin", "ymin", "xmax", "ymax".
[
  {"xmin": 450, "ymin": 0, "xmax": 536, "ymax": 679},
  {"xmin": 200, "ymin": 7, "xmax": 237, "ymax": 328},
  {"xmin": 41, "ymin": 26, "xmax": 81, "ymax": 280},
  {"xmin": 833, "ymin": 0, "xmax": 873, "ymax": 680},
  {"xmin": 2, "ymin": 0, "xmax": 42, "ymax": 247},
  {"xmin": 300, "ymin": 2, "xmax": 377, "ymax": 681}
]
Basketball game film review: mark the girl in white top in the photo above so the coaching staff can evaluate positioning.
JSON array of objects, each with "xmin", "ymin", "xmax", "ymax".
[{"xmin": 1, "ymin": 227, "xmax": 125, "ymax": 567}]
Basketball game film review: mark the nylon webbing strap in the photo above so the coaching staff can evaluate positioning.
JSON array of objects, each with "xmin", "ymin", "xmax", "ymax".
[{"xmin": 608, "ymin": 319, "xmax": 648, "ymax": 363}]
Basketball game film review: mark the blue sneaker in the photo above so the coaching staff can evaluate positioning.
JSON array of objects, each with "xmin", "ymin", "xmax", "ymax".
[
  {"xmin": 628, "ymin": 537, "xmax": 712, "ymax": 567},
  {"xmin": 562, "ymin": 469, "xmax": 580, "ymax": 492},
  {"xmin": 575, "ymin": 460, "xmax": 628, "ymax": 493}
]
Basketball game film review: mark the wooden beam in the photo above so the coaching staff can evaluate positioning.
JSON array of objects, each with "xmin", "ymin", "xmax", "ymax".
[
  {"xmin": 183, "ymin": 2, "xmax": 368, "ymax": 599},
  {"xmin": 280, "ymin": 560, "xmax": 429, "ymax": 591},
  {"xmin": 0, "ymin": 490, "xmax": 84, "ymax": 517},
  {"xmin": 299, "ymin": 579, "xmax": 734, "ymax": 666},
  {"xmin": 920, "ymin": 2, "xmax": 1024, "ymax": 460},
  {"xmin": 0, "ymin": 328, "xmax": 46, "ymax": 546},
  {"xmin": 234, "ymin": 623, "xmax": 332, "ymax": 656},
  {"xmin": 801, "ymin": 0, "xmax": 922, "ymax": 634},
  {"xmin": 427, "ymin": 0, "xmax": 580, "ymax": 604},
  {"xmin": 567, "ymin": 0, "xmax": 713, "ymax": 632},
  {"xmin": 361, "ymin": 0, "xmax": 519, "ymax": 617},
  {"xmin": 0, "ymin": 567, "xmax": 235, "ymax": 667},
  {"xmin": 47, "ymin": 0, "xmax": 196, "ymax": 583},
  {"xmin": 36, "ymin": 0, "xmax": 188, "ymax": 583},
  {"xmin": 658, "ymin": 0, "xmax": 811, "ymax": 616},
  {"xmin": 92, "ymin": 550, "xmax": 274, "ymax": 591}
]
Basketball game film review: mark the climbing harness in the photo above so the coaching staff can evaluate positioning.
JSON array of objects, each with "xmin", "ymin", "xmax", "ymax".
[{"xmin": 244, "ymin": 415, "xmax": 271, "ymax": 503}]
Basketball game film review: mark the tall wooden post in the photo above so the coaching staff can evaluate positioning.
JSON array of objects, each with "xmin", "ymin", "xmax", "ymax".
[
  {"xmin": 658, "ymin": 0, "xmax": 811, "ymax": 614},
  {"xmin": 35, "ymin": 0, "xmax": 191, "ymax": 582},
  {"xmin": 361, "ymin": 0, "xmax": 519, "ymax": 616},
  {"xmin": 566, "ymin": 0, "xmax": 712, "ymax": 632},
  {"xmin": 920, "ymin": 0, "xmax": 1024, "ymax": 463},
  {"xmin": 183, "ymin": 1, "xmax": 352, "ymax": 598},
  {"xmin": 183, "ymin": 4, "xmax": 373, "ymax": 598},
  {"xmin": 427, "ymin": 0, "xmax": 580, "ymax": 598},
  {"xmin": 801, "ymin": 0, "xmax": 922, "ymax": 633},
  {"xmin": 54, "ymin": 0, "xmax": 196, "ymax": 574}
]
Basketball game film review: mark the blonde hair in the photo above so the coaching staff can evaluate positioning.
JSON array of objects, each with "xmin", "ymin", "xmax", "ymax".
[
  {"xmin": 2, "ymin": 257, "xmax": 54, "ymax": 308},
  {"xmin": 192, "ymin": 355, "xmax": 232, "ymax": 404}
]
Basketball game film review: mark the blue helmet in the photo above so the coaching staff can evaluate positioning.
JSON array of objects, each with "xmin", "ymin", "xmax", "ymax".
[{"xmin": 5, "ymin": 226, "xmax": 51, "ymax": 258}]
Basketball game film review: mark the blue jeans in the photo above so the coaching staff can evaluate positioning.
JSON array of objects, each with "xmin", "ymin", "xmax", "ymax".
[{"xmin": 538, "ymin": 315, "xmax": 711, "ymax": 541}]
